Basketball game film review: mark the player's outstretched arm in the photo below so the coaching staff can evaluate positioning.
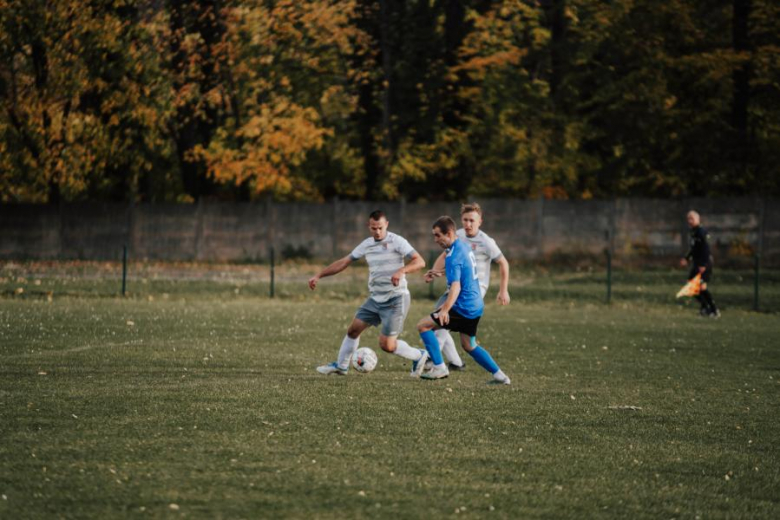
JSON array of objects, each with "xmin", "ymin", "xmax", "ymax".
[
  {"xmin": 496, "ymin": 256, "xmax": 510, "ymax": 305},
  {"xmin": 436, "ymin": 281, "xmax": 461, "ymax": 325},
  {"xmin": 681, "ymin": 242, "xmax": 693, "ymax": 267},
  {"xmin": 424, "ymin": 251, "xmax": 446, "ymax": 283},
  {"xmin": 308, "ymin": 255, "xmax": 353, "ymax": 290},
  {"xmin": 391, "ymin": 252, "xmax": 426, "ymax": 286}
]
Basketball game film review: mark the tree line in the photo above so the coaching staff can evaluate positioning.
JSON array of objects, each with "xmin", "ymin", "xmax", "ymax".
[{"xmin": 1, "ymin": 0, "xmax": 778, "ymax": 203}]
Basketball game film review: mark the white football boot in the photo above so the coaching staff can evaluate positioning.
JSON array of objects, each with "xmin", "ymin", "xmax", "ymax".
[
  {"xmin": 410, "ymin": 350, "xmax": 429, "ymax": 378},
  {"xmin": 316, "ymin": 362, "xmax": 348, "ymax": 375},
  {"xmin": 420, "ymin": 364, "xmax": 449, "ymax": 380},
  {"xmin": 487, "ymin": 370, "xmax": 511, "ymax": 385}
]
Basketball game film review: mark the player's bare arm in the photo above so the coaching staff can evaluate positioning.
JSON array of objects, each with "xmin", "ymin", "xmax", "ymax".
[
  {"xmin": 308, "ymin": 255, "xmax": 353, "ymax": 290},
  {"xmin": 437, "ymin": 281, "xmax": 461, "ymax": 325},
  {"xmin": 496, "ymin": 255, "xmax": 510, "ymax": 305},
  {"xmin": 424, "ymin": 251, "xmax": 446, "ymax": 283},
  {"xmin": 392, "ymin": 252, "xmax": 426, "ymax": 286}
]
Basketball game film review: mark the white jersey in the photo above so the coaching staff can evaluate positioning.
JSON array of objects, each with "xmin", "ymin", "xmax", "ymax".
[
  {"xmin": 350, "ymin": 232, "xmax": 417, "ymax": 303},
  {"xmin": 455, "ymin": 228, "xmax": 503, "ymax": 298}
]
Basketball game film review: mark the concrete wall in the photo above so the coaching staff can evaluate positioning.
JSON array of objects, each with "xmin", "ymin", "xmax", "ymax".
[{"xmin": 1, "ymin": 198, "xmax": 777, "ymax": 265}]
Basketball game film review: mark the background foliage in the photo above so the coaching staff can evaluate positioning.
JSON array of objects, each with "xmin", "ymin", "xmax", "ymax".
[{"xmin": 1, "ymin": 0, "xmax": 778, "ymax": 203}]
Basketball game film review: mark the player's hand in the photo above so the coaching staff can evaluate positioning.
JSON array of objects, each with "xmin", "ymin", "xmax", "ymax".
[
  {"xmin": 679, "ymin": 258, "xmax": 688, "ymax": 267},
  {"xmin": 436, "ymin": 309, "xmax": 450, "ymax": 325},
  {"xmin": 391, "ymin": 269, "xmax": 404, "ymax": 286},
  {"xmin": 308, "ymin": 276, "xmax": 319, "ymax": 290},
  {"xmin": 698, "ymin": 266, "xmax": 706, "ymax": 274},
  {"xmin": 424, "ymin": 269, "xmax": 443, "ymax": 283},
  {"xmin": 496, "ymin": 290, "xmax": 510, "ymax": 306}
]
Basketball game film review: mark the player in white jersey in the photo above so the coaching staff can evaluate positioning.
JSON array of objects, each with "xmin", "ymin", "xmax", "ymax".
[
  {"xmin": 309, "ymin": 210, "xmax": 430, "ymax": 376},
  {"xmin": 424, "ymin": 203, "xmax": 510, "ymax": 369}
]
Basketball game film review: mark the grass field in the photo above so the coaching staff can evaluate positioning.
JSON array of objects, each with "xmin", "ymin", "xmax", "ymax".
[{"xmin": 1, "ymin": 261, "xmax": 779, "ymax": 518}]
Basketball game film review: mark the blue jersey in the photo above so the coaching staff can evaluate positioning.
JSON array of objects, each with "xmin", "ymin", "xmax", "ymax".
[{"xmin": 445, "ymin": 238, "xmax": 484, "ymax": 319}]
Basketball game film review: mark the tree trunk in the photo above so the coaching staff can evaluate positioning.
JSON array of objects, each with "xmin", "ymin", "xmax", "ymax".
[
  {"xmin": 379, "ymin": 0, "xmax": 395, "ymax": 167},
  {"xmin": 549, "ymin": 0, "xmax": 567, "ymax": 105},
  {"xmin": 168, "ymin": 0, "xmax": 224, "ymax": 201},
  {"xmin": 353, "ymin": 0, "xmax": 382, "ymax": 200},
  {"xmin": 731, "ymin": 0, "xmax": 751, "ymax": 178}
]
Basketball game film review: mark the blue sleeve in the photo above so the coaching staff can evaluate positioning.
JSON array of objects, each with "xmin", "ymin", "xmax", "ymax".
[
  {"xmin": 446, "ymin": 249, "xmax": 463, "ymax": 285},
  {"xmin": 447, "ymin": 261, "xmax": 462, "ymax": 285}
]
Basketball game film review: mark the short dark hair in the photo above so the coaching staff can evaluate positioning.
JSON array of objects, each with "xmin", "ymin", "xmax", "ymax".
[
  {"xmin": 432, "ymin": 216, "xmax": 456, "ymax": 234},
  {"xmin": 369, "ymin": 210, "xmax": 387, "ymax": 221}
]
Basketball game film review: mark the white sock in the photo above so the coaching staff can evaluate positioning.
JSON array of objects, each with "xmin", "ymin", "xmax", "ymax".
[
  {"xmin": 436, "ymin": 329, "xmax": 463, "ymax": 367},
  {"xmin": 337, "ymin": 335, "xmax": 359, "ymax": 368},
  {"xmin": 393, "ymin": 339, "xmax": 423, "ymax": 361}
]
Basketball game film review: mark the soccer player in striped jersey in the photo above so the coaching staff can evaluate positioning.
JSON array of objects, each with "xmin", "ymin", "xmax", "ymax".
[
  {"xmin": 416, "ymin": 216, "xmax": 511, "ymax": 384},
  {"xmin": 424, "ymin": 203, "xmax": 510, "ymax": 370},
  {"xmin": 309, "ymin": 210, "xmax": 430, "ymax": 376}
]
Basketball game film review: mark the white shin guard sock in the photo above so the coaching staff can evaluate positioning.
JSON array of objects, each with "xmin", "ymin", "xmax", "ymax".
[
  {"xmin": 337, "ymin": 335, "xmax": 359, "ymax": 368},
  {"xmin": 393, "ymin": 339, "xmax": 423, "ymax": 361},
  {"xmin": 436, "ymin": 329, "xmax": 463, "ymax": 367}
]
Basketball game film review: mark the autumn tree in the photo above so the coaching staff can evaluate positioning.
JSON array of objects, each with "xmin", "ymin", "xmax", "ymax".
[
  {"xmin": 1, "ymin": 0, "xmax": 778, "ymax": 202},
  {"xmin": 187, "ymin": 0, "xmax": 368, "ymax": 201},
  {"xmin": 0, "ymin": 0, "xmax": 174, "ymax": 203}
]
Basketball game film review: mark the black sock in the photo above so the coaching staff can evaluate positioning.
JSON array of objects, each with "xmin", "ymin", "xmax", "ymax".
[
  {"xmin": 694, "ymin": 294, "xmax": 706, "ymax": 310},
  {"xmin": 700, "ymin": 290, "xmax": 717, "ymax": 312}
]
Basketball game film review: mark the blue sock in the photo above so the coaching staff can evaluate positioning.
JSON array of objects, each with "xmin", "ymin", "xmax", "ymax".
[
  {"xmin": 469, "ymin": 344, "xmax": 500, "ymax": 374},
  {"xmin": 420, "ymin": 330, "xmax": 444, "ymax": 365}
]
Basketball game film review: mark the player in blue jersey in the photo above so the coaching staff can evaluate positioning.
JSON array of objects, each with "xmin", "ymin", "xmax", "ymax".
[
  {"xmin": 415, "ymin": 216, "xmax": 511, "ymax": 384},
  {"xmin": 424, "ymin": 202, "xmax": 510, "ymax": 370}
]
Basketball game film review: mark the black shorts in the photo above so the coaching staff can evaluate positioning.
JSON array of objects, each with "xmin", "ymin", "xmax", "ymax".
[
  {"xmin": 689, "ymin": 264, "xmax": 712, "ymax": 284},
  {"xmin": 431, "ymin": 308, "xmax": 481, "ymax": 337}
]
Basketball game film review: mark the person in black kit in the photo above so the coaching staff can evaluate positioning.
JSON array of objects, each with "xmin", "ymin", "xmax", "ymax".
[{"xmin": 680, "ymin": 210, "xmax": 720, "ymax": 317}]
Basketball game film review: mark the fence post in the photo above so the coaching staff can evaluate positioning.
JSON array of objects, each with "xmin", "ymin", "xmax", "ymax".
[
  {"xmin": 332, "ymin": 197, "xmax": 339, "ymax": 258},
  {"xmin": 428, "ymin": 250, "xmax": 437, "ymax": 300},
  {"xmin": 536, "ymin": 198, "xmax": 544, "ymax": 260},
  {"xmin": 270, "ymin": 246, "xmax": 275, "ymax": 298},
  {"xmin": 194, "ymin": 198, "xmax": 205, "ymax": 261},
  {"xmin": 753, "ymin": 253, "xmax": 760, "ymax": 312},
  {"xmin": 121, "ymin": 245, "xmax": 128, "ymax": 297},
  {"xmin": 605, "ymin": 248, "xmax": 612, "ymax": 304}
]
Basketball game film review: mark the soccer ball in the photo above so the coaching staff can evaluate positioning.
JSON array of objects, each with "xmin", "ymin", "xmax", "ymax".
[{"xmin": 351, "ymin": 347, "xmax": 378, "ymax": 373}]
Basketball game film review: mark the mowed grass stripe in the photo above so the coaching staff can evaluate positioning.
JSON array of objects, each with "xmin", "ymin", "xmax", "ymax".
[{"xmin": 1, "ymin": 292, "xmax": 779, "ymax": 518}]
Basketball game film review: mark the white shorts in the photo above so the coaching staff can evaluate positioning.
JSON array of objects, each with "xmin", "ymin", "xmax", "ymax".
[{"xmin": 355, "ymin": 292, "xmax": 411, "ymax": 337}]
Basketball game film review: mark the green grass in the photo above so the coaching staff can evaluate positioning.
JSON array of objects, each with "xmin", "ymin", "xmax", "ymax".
[{"xmin": 1, "ymin": 262, "xmax": 779, "ymax": 518}]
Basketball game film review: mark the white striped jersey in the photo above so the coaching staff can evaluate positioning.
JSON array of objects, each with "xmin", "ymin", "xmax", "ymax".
[
  {"xmin": 350, "ymin": 232, "xmax": 417, "ymax": 303},
  {"xmin": 455, "ymin": 228, "xmax": 503, "ymax": 298}
]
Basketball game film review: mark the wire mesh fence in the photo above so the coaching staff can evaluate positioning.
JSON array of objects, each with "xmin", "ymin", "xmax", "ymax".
[{"xmin": 2, "ymin": 254, "xmax": 777, "ymax": 313}]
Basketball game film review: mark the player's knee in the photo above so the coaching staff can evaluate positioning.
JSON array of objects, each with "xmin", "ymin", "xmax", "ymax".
[
  {"xmin": 416, "ymin": 319, "xmax": 431, "ymax": 333},
  {"xmin": 461, "ymin": 336, "xmax": 477, "ymax": 352},
  {"xmin": 347, "ymin": 327, "xmax": 361, "ymax": 339}
]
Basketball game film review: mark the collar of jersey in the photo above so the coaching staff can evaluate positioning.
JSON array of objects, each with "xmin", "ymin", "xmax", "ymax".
[{"xmin": 446, "ymin": 238, "xmax": 460, "ymax": 256}]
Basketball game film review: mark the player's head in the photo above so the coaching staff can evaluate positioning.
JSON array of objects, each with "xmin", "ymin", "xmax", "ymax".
[
  {"xmin": 368, "ymin": 210, "xmax": 389, "ymax": 240},
  {"xmin": 686, "ymin": 210, "xmax": 700, "ymax": 228},
  {"xmin": 432, "ymin": 216, "xmax": 457, "ymax": 249},
  {"xmin": 460, "ymin": 202, "xmax": 483, "ymax": 237}
]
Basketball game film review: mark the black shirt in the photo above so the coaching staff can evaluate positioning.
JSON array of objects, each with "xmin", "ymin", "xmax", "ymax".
[{"xmin": 685, "ymin": 226, "xmax": 712, "ymax": 267}]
